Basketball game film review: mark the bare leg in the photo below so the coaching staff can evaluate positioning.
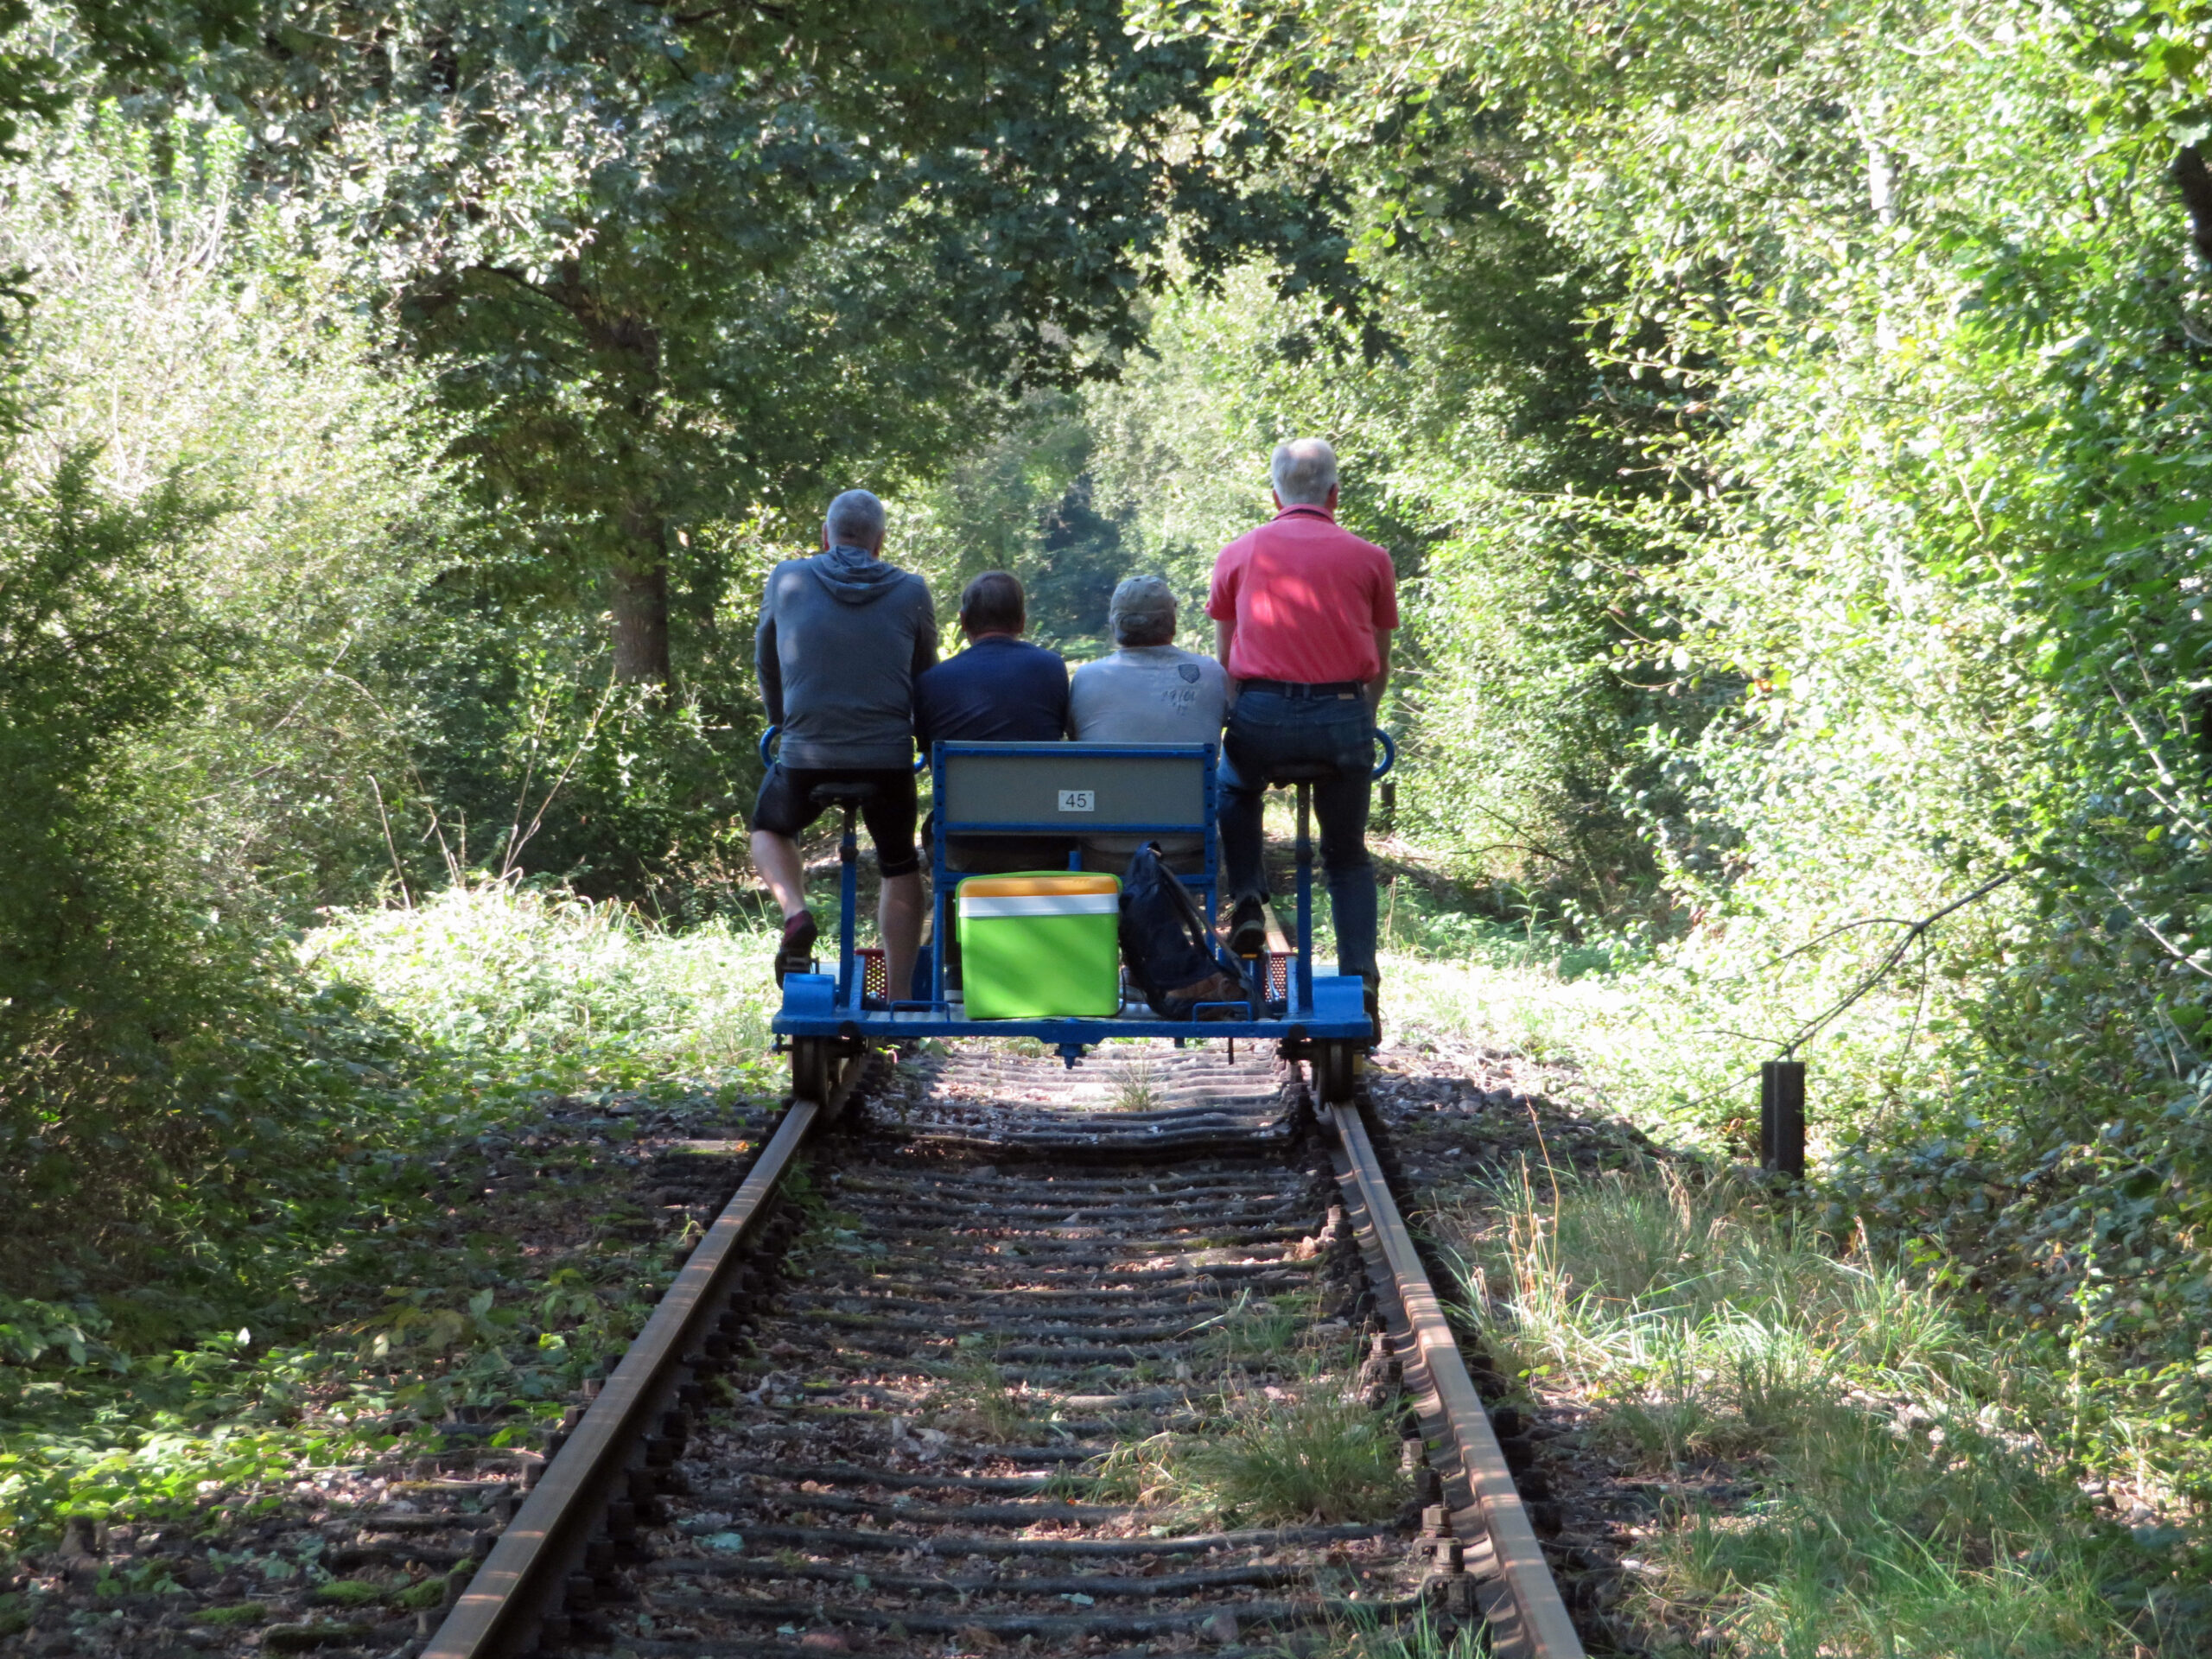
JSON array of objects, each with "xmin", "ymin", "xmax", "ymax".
[
  {"xmin": 880, "ymin": 871, "xmax": 925, "ymax": 1001},
  {"xmin": 749, "ymin": 830, "xmax": 810, "ymax": 921}
]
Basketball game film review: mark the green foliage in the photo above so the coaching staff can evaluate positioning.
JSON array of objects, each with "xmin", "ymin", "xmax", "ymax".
[
  {"xmin": 192, "ymin": 1599, "xmax": 265, "ymax": 1625},
  {"xmin": 1195, "ymin": 1396, "xmax": 1404, "ymax": 1525},
  {"xmin": 304, "ymin": 885, "xmax": 781, "ymax": 1088},
  {"xmin": 894, "ymin": 391, "xmax": 1134, "ymax": 656},
  {"xmin": 171, "ymin": 0, "xmax": 1359, "ymax": 688},
  {"xmin": 2, "ymin": 887, "xmax": 774, "ymax": 1550},
  {"xmin": 1072, "ymin": 261, "xmax": 1657, "ymax": 899},
  {"xmin": 0, "ymin": 1, "xmax": 249, "ymax": 160},
  {"xmin": 0, "ymin": 440, "xmax": 283, "ymax": 1275},
  {"xmin": 1442, "ymin": 1160, "xmax": 2209, "ymax": 1656},
  {"xmin": 0, "ymin": 99, "xmax": 493, "ymax": 1280},
  {"xmin": 1121, "ymin": 0, "xmax": 2212, "ymax": 1503}
]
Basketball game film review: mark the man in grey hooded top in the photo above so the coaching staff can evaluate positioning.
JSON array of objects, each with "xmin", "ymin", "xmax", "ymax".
[{"xmin": 750, "ymin": 489, "xmax": 938, "ymax": 998}]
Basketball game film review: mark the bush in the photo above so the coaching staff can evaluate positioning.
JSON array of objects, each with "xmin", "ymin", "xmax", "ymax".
[{"xmin": 0, "ymin": 105, "xmax": 461, "ymax": 1287}]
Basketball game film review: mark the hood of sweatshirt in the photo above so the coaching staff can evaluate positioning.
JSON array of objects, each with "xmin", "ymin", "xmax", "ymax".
[{"xmin": 809, "ymin": 543, "xmax": 909, "ymax": 606}]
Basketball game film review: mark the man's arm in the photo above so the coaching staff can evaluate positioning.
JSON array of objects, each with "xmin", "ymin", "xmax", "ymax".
[
  {"xmin": 911, "ymin": 603, "xmax": 940, "ymax": 680},
  {"xmin": 906, "ymin": 592, "xmax": 941, "ymax": 748},
  {"xmin": 1367, "ymin": 629, "xmax": 1391, "ymax": 714},
  {"xmin": 1215, "ymin": 617, "xmax": 1240, "ymax": 705},
  {"xmin": 755, "ymin": 602, "xmax": 785, "ymax": 729}
]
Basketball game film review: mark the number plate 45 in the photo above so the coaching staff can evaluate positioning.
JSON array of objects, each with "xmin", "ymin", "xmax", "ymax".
[{"xmin": 1057, "ymin": 789, "xmax": 1096, "ymax": 812}]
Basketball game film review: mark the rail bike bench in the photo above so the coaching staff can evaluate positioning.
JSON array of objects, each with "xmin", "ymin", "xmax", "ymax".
[{"xmin": 770, "ymin": 737, "xmax": 1391, "ymax": 1104}]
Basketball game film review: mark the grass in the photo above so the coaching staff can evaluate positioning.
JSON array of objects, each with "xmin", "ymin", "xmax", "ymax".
[
  {"xmin": 1200, "ymin": 1396, "xmax": 1405, "ymax": 1524},
  {"xmin": 1359, "ymin": 863, "xmax": 1980, "ymax": 1165},
  {"xmin": 1108, "ymin": 1049, "xmax": 1164, "ymax": 1111},
  {"xmin": 1, "ymin": 884, "xmax": 791, "ymax": 1554},
  {"xmin": 1435, "ymin": 1160, "xmax": 2207, "ymax": 1656},
  {"xmin": 1195, "ymin": 1287, "xmax": 1318, "ymax": 1368},
  {"xmin": 1084, "ymin": 1383, "xmax": 1405, "ymax": 1527},
  {"xmin": 304, "ymin": 883, "xmax": 786, "ymax": 1084},
  {"xmin": 1093, "ymin": 1401, "xmax": 1403, "ymax": 1524},
  {"xmin": 1329, "ymin": 1604, "xmax": 1491, "ymax": 1659},
  {"xmin": 934, "ymin": 1354, "xmax": 1032, "ymax": 1443}
]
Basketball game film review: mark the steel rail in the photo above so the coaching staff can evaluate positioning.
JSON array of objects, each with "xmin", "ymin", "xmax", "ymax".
[
  {"xmin": 1330, "ymin": 1101, "xmax": 1586, "ymax": 1659},
  {"xmin": 423, "ymin": 1055, "xmax": 867, "ymax": 1659}
]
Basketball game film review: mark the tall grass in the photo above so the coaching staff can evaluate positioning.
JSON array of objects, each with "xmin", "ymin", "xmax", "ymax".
[
  {"xmin": 1084, "ymin": 1397, "xmax": 1404, "ymax": 1527},
  {"xmin": 303, "ymin": 884, "xmax": 780, "ymax": 1088},
  {"xmin": 1437, "ymin": 1164, "xmax": 2186, "ymax": 1656}
]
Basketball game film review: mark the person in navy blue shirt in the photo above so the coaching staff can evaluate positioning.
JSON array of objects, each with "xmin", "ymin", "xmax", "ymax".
[
  {"xmin": 913, "ymin": 571, "xmax": 1071, "ymax": 746},
  {"xmin": 914, "ymin": 575, "xmax": 1072, "ymax": 1000}
]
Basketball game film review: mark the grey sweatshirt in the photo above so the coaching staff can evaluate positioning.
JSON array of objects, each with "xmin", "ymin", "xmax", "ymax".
[{"xmin": 756, "ymin": 545, "xmax": 938, "ymax": 771}]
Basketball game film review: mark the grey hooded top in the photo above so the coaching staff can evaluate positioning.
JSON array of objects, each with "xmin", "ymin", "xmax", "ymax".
[{"xmin": 755, "ymin": 544, "xmax": 939, "ymax": 772}]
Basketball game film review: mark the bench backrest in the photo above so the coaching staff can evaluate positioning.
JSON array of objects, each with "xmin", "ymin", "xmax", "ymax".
[{"xmin": 935, "ymin": 742, "xmax": 1212, "ymax": 838}]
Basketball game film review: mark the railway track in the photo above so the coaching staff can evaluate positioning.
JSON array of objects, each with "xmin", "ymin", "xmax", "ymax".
[{"xmin": 423, "ymin": 1044, "xmax": 1584, "ymax": 1659}]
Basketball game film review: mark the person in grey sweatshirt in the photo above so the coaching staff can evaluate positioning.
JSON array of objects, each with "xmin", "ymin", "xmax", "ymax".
[{"xmin": 750, "ymin": 489, "xmax": 938, "ymax": 997}]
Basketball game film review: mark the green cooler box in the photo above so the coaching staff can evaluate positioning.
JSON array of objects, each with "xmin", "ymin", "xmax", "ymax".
[{"xmin": 956, "ymin": 873, "xmax": 1122, "ymax": 1018}]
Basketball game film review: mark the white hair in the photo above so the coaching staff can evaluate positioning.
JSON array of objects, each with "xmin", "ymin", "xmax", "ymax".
[
  {"xmin": 824, "ymin": 488, "xmax": 887, "ymax": 548},
  {"xmin": 1270, "ymin": 438, "xmax": 1338, "ymax": 506}
]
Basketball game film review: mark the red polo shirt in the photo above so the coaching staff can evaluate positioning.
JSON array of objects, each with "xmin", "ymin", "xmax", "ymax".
[{"xmin": 1206, "ymin": 505, "xmax": 1398, "ymax": 684}]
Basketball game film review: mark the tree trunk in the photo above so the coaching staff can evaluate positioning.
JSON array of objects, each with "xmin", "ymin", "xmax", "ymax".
[
  {"xmin": 2174, "ymin": 144, "xmax": 2212, "ymax": 267},
  {"xmin": 610, "ymin": 558, "xmax": 671, "ymax": 687}
]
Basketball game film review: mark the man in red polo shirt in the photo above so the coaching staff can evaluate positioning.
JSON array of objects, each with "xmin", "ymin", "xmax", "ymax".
[{"xmin": 1207, "ymin": 438, "xmax": 1396, "ymax": 1012}]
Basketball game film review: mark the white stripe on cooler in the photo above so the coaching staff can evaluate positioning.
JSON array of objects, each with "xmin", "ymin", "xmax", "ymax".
[{"xmin": 958, "ymin": 894, "xmax": 1120, "ymax": 919}]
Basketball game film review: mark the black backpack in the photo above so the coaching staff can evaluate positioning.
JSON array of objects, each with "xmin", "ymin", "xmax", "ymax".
[{"xmin": 1119, "ymin": 844, "xmax": 1260, "ymax": 1020}]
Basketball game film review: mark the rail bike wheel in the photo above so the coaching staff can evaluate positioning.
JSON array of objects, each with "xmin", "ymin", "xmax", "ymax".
[
  {"xmin": 1314, "ymin": 1039, "xmax": 1358, "ymax": 1105},
  {"xmin": 790, "ymin": 1036, "xmax": 836, "ymax": 1103}
]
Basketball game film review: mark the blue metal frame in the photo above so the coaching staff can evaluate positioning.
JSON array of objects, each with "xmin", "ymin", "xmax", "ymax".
[
  {"xmin": 926, "ymin": 741, "xmax": 1220, "ymax": 1008},
  {"xmin": 772, "ymin": 738, "xmax": 1376, "ymax": 1058}
]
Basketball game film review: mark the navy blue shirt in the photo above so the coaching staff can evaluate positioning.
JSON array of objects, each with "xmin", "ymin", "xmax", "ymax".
[{"xmin": 913, "ymin": 635, "xmax": 1071, "ymax": 747}]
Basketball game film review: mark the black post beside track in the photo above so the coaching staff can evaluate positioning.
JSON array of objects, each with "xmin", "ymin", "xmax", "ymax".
[
  {"xmin": 1760, "ymin": 1059, "xmax": 1807, "ymax": 1179},
  {"xmin": 425, "ymin": 1045, "xmax": 1583, "ymax": 1659}
]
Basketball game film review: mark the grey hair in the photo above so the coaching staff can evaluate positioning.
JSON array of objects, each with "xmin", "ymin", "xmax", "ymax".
[
  {"xmin": 1270, "ymin": 438, "xmax": 1338, "ymax": 506},
  {"xmin": 1116, "ymin": 609, "xmax": 1176, "ymax": 647},
  {"xmin": 824, "ymin": 488, "xmax": 887, "ymax": 548}
]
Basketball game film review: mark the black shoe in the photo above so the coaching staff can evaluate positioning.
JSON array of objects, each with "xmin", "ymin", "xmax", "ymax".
[
  {"xmin": 773, "ymin": 910, "xmax": 818, "ymax": 984},
  {"xmin": 1228, "ymin": 896, "xmax": 1268, "ymax": 958}
]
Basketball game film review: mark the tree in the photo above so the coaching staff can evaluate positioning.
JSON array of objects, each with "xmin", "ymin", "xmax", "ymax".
[
  {"xmin": 198, "ymin": 0, "xmax": 1353, "ymax": 684},
  {"xmin": 0, "ymin": 2, "xmax": 251, "ymax": 156}
]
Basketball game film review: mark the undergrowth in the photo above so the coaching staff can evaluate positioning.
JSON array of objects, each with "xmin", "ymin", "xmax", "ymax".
[
  {"xmin": 1435, "ymin": 1161, "xmax": 2212, "ymax": 1656},
  {"xmin": 1084, "ymin": 1395, "xmax": 1403, "ymax": 1527},
  {"xmin": 1375, "ymin": 861, "xmax": 2212, "ymax": 1513},
  {"xmin": 1083, "ymin": 1310, "xmax": 1406, "ymax": 1529},
  {"xmin": 0, "ymin": 885, "xmax": 789, "ymax": 1554}
]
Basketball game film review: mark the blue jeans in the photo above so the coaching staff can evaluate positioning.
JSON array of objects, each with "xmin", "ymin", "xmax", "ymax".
[{"xmin": 1218, "ymin": 688, "xmax": 1378, "ymax": 982}]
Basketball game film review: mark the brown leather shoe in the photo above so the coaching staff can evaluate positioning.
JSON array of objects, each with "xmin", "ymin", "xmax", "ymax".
[
  {"xmin": 1160, "ymin": 970, "xmax": 1255, "ymax": 1020},
  {"xmin": 773, "ymin": 910, "xmax": 818, "ymax": 984}
]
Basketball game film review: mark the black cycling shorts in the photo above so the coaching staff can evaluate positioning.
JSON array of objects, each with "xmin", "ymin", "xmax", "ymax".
[{"xmin": 749, "ymin": 765, "xmax": 920, "ymax": 879}]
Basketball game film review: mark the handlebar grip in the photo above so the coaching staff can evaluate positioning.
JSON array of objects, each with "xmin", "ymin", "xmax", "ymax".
[{"xmin": 1372, "ymin": 729, "xmax": 1396, "ymax": 780}]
